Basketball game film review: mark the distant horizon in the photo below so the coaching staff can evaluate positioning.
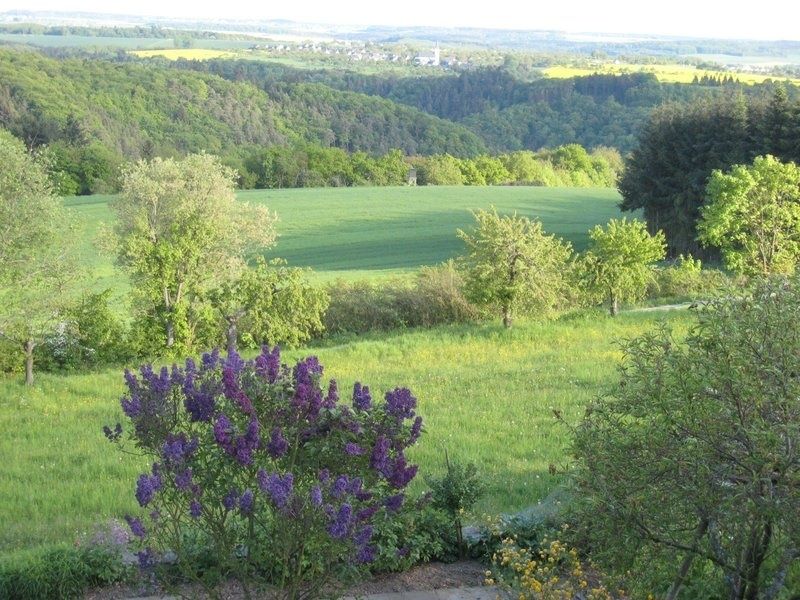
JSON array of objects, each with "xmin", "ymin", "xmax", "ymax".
[{"xmin": 3, "ymin": 2, "xmax": 800, "ymax": 42}]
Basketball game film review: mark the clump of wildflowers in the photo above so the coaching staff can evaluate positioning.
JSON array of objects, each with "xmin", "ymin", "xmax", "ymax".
[
  {"xmin": 487, "ymin": 536, "xmax": 618, "ymax": 600},
  {"xmin": 109, "ymin": 346, "xmax": 424, "ymax": 598}
]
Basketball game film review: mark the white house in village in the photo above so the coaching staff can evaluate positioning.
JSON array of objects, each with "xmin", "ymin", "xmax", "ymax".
[{"xmin": 414, "ymin": 43, "xmax": 440, "ymax": 66}]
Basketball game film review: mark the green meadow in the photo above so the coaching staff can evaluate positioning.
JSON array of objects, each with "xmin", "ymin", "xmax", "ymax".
[
  {"xmin": 0, "ymin": 310, "xmax": 691, "ymax": 558},
  {"xmin": 67, "ymin": 185, "xmax": 625, "ymax": 292},
  {"xmin": 1, "ymin": 185, "xmax": 660, "ymax": 563}
]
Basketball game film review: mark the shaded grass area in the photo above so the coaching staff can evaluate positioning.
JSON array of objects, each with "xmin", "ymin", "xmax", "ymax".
[
  {"xmin": 0, "ymin": 309, "xmax": 690, "ymax": 559},
  {"xmin": 65, "ymin": 185, "xmax": 625, "ymax": 293}
]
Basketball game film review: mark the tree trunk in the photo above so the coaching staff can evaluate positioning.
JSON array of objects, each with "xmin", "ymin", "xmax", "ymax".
[
  {"xmin": 502, "ymin": 305, "xmax": 513, "ymax": 329},
  {"xmin": 24, "ymin": 339, "xmax": 35, "ymax": 386},
  {"xmin": 226, "ymin": 317, "xmax": 238, "ymax": 352},
  {"xmin": 666, "ymin": 518, "xmax": 709, "ymax": 600},
  {"xmin": 166, "ymin": 319, "xmax": 175, "ymax": 348},
  {"xmin": 610, "ymin": 294, "xmax": 619, "ymax": 317}
]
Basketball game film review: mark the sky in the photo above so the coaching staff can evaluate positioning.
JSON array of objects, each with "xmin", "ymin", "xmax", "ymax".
[{"xmin": 4, "ymin": 0, "xmax": 800, "ymax": 40}]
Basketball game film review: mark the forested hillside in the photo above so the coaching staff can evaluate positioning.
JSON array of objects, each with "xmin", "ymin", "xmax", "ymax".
[
  {"xmin": 183, "ymin": 59, "xmax": 800, "ymax": 152},
  {"xmin": 0, "ymin": 49, "xmax": 485, "ymax": 193}
]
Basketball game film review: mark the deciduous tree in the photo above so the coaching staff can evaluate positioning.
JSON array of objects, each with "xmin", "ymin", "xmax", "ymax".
[
  {"xmin": 581, "ymin": 218, "xmax": 666, "ymax": 316},
  {"xmin": 106, "ymin": 153, "xmax": 277, "ymax": 353},
  {"xmin": 698, "ymin": 155, "xmax": 800, "ymax": 276},
  {"xmin": 0, "ymin": 129, "xmax": 78, "ymax": 384},
  {"xmin": 457, "ymin": 208, "xmax": 573, "ymax": 328}
]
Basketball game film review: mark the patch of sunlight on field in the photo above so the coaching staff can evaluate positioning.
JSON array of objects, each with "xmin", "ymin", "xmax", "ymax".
[
  {"xmin": 130, "ymin": 48, "xmax": 237, "ymax": 60},
  {"xmin": 543, "ymin": 63, "xmax": 800, "ymax": 85}
]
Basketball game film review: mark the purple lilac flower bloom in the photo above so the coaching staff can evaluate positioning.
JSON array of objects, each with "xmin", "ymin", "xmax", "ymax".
[
  {"xmin": 357, "ymin": 505, "xmax": 379, "ymax": 521},
  {"xmin": 352, "ymin": 382, "xmax": 372, "ymax": 411},
  {"xmin": 214, "ymin": 415, "xmax": 260, "ymax": 465},
  {"xmin": 190, "ymin": 500, "xmax": 202, "ymax": 518},
  {"xmin": 135, "ymin": 473, "xmax": 162, "ymax": 507},
  {"xmin": 162, "ymin": 434, "xmax": 198, "ymax": 466},
  {"xmin": 409, "ymin": 416, "xmax": 423, "ymax": 444},
  {"xmin": 323, "ymin": 379, "xmax": 339, "ymax": 409},
  {"xmin": 387, "ymin": 455, "xmax": 418, "ymax": 489},
  {"xmin": 183, "ymin": 373, "xmax": 216, "ymax": 423},
  {"xmin": 344, "ymin": 442, "xmax": 363, "ymax": 456},
  {"xmin": 357, "ymin": 545, "xmax": 377, "ymax": 564},
  {"xmin": 294, "ymin": 356, "xmax": 323, "ymax": 386},
  {"xmin": 255, "ymin": 346, "xmax": 281, "ymax": 383},
  {"xmin": 385, "ymin": 388, "xmax": 417, "ymax": 420},
  {"xmin": 223, "ymin": 489, "xmax": 239, "ymax": 511},
  {"xmin": 258, "ymin": 470, "xmax": 294, "ymax": 508},
  {"xmin": 331, "ymin": 475, "xmax": 349, "ymax": 498},
  {"xmin": 124, "ymin": 368, "xmax": 138, "ymax": 391},
  {"xmin": 384, "ymin": 493, "xmax": 404, "ymax": 512},
  {"xmin": 125, "ymin": 515, "xmax": 146, "ymax": 539},
  {"xmin": 201, "ymin": 348, "xmax": 220, "ymax": 371},
  {"xmin": 239, "ymin": 489, "xmax": 254, "ymax": 515},
  {"xmin": 293, "ymin": 382, "xmax": 323, "ymax": 420},
  {"xmin": 120, "ymin": 395, "xmax": 141, "ymax": 418},
  {"xmin": 223, "ymin": 348, "xmax": 246, "ymax": 375},
  {"xmin": 310, "ymin": 486, "xmax": 323, "ymax": 507},
  {"xmin": 327, "ymin": 503, "xmax": 352, "ymax": 539},
  {"xmin": 137, "ymin": 548, "xmax": 157, "ymax": 569},
  {"xmin": 103, "ymin": 423, "xmax": 123, "ymax": 442},
  {"xmin": 267, "ymin": 427, "xmax": 288, "ymax": 458},
  {"xmin": 318, "ymin": 469, "xmax": 330, "ymax": 483},
  {"xmin": 214, "ymin": 413, "xmax": 233, "ymax": 447},
  {"xmin": 222, "ymin": 360, "xmax": 254, "ymax": 416},
  {"xmin": 348, "ymin": 477, "xmax": 364, "ymax": 495},
  {"xmin": 175, "ymin": 468, "xmax": 193, "ymax": 492},
  {"xmin": 370, "ymin": 436, "xmax": 391, "ymax": 474},
  {"xmin": 354, "ymin": 525, "xmax": 373, "ymax": 546}
]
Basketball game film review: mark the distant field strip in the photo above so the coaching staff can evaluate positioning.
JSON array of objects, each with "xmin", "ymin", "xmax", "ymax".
[
  {"xmin": 544, "ymin": 63, "xmax": 800, "ymax": 85},
  {"xmin": 130, "ymin": 48, "xmax": 237, "ymax": 60},
  {"xmin": 65, "ymin": 186, "xmax": 625, "ymax": 291}
]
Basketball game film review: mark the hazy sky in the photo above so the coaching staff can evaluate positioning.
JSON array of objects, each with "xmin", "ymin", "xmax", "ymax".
[{"xmin": 5, "ymin": 0, "xmax": 800, "ymax": 40}]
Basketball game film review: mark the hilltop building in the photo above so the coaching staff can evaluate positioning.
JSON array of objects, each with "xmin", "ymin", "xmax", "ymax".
[{"xmin": 415, "ymin": 43, "xmax": 440, "ymax": 66}]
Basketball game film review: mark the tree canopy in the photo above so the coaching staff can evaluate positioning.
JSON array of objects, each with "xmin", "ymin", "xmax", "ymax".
[
  {"xmin": 457, "ymin": 207, "xmax": 573, "ymax": 327},
  {"xmin": 0, "ymin": 129, "xmax": 78, "ymax": 383},
  {"xmin": 580, "ymin": 218, "xmax": 666, "ymax": 315},
  {"xmin": 698, "ymin": 155, "xmax": 800, "ymax": 276},
  {"xmin": 107, "ymin": 153, "xmax": 277, "ymax": 353}
]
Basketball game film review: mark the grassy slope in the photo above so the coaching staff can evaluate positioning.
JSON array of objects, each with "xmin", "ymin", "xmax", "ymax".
[
  {"xmin": 0, "ymin": 310, "xmax": 690, "ymax": 556},
  {"xmin": 67, "ymin": 185, "xmax": 625, "ymax": 292}
]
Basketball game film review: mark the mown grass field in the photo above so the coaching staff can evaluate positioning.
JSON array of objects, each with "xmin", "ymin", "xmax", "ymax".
[
  {"xmin": 543, "ymin": 63, "xmax": 800, "ymax": 85},
  {"xmin": 0, "ymin": 309, "xmax": 692, "ymax": 558},
  {"xmin": 67, "ymin": 185, "xmax": 625, "ymax": 293}
]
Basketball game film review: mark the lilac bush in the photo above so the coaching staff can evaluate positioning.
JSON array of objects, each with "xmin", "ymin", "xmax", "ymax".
[{"xmin": 108, "ymin": 346, "xmax": 423, "ymax": 599}]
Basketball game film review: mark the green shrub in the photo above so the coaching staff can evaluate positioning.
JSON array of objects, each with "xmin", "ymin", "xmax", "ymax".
[
  {"xmin": 647, "ymin": 255, "xmax": 730, "ymax": 301},
  {"xmin": 371, "ymin": 497, "xmax": 456, "ymax": 573},
  {"xmin": 37, "ymin": 290, "xmax": 135, "ymax": 371},
  {"xmin": 425, "ymin": 455, "xmax": 485, "ymax": 557},
  {"xmin": 0, "ymin": 544, "xmax": 131, "ymax": 600},
  {"xmin": 324, "ymin": 263, "xmax": 481, "ymax": 336},
  {"xmin": 571, "ymin": 278, "xmax": 800, "ymax": 598}
]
